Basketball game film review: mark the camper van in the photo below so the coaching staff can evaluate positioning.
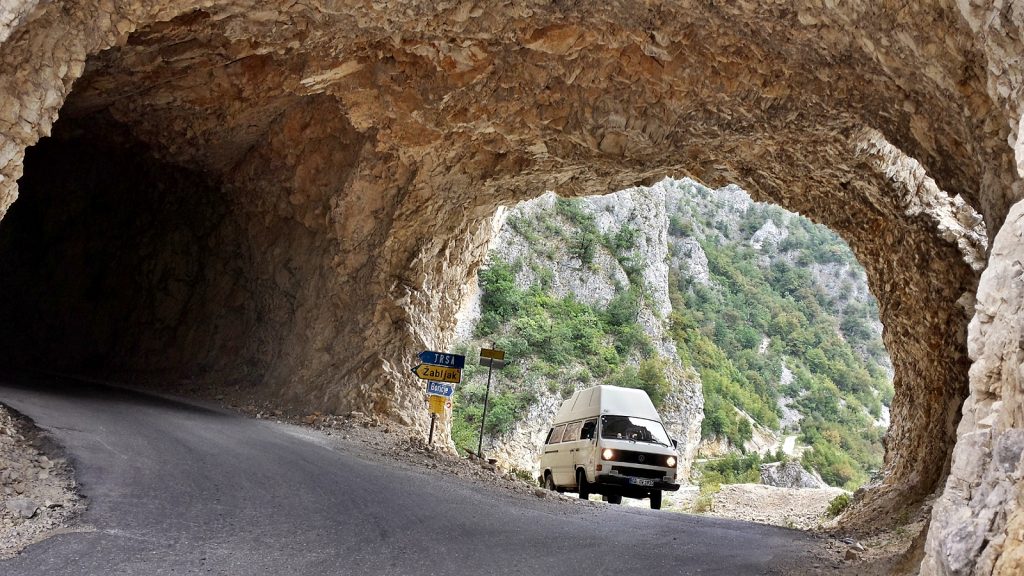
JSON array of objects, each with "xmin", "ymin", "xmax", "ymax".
[{"xmin": 538, "ymin": 385, "xmax": 680, "ymax": 509}]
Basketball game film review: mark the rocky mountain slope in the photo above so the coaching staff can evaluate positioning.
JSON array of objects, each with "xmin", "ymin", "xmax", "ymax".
[
  {"xmin": 451, "ymin": 184, "xmax": 703, "ymax": 479},
  {"xmin": 453, "ymin": 178, "xmax": 892, "ymax": 489}
]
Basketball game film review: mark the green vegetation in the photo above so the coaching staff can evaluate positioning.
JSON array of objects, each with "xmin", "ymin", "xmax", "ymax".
[
  {"xmin": 452, "ymin": 198, "xmax": 662, "ymax": 454},
  {"xmin": 826, "ymin": 493, "xmax": 852, "ymax": 517},
  {"xmin": 473, "ymin": 259, "xmax": 650, "ymax": 377},
  {"xmin": 697, "ymin": 452, "xmax": 777, "ymax": 487},
  {"xmin": 456, "ymin": 182, "xmax": 891, "ymax": 490},
  {"xmin": 667, "ymin": 182, "xmax": 890, "ymax": 489},
  {"xmin": 692, "ymin": 452, "xmax": 785, "ymax": 513},
  {"xmin": 610, "ymin": 357, "xmax": 672, "ymax": 408}
]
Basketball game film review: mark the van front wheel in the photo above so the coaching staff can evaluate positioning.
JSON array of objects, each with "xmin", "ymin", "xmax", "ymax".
[
  {"xmin": 577, "ymin": 470, "xmax": 590, "ymax": 500},
  {"xmin": 607, "ymin": 494, "xmax": 623, "ymax": 505},
  {"xmin": 650, "ymin": 490, "xmax": 662, "ymax": 510}
]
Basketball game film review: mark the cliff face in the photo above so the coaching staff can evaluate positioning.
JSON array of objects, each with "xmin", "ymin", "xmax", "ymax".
[{"xmin": 1, "ymin": 2, "xmax": 1022, "ymax": 573}]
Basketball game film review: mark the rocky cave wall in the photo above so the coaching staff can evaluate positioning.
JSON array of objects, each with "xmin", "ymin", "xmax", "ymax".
[{"xmin": 2, "ymin": 2, "xmax": 1024, "ymax": 573}]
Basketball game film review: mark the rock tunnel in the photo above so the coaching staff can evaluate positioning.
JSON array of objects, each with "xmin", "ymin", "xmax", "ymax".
[{"xmin": 1, "ymin": 1, "xmax": 1023, "ymax": 573}]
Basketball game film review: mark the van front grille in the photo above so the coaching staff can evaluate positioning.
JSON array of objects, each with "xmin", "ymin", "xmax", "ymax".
[
  {"xmin": 612, "ymin": 450, "xmax": 672, "ymax": 467},
  {"xmin": 612, "ymin": 466, "xmax": 666, "ymax": 479}
]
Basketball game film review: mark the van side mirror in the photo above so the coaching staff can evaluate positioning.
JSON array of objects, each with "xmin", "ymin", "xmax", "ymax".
[{"xmin": 671, "ymin": 438, "xmax": 678, "ymax": 449}]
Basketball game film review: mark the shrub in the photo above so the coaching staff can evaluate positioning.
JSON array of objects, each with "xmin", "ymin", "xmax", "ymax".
[
  {"xmin": 611, "ymin": 357, "xmax": 671, "ymax": 409},
  {"xmin": 693, "ymin": 482, "xmax": 719, "ymax": 513},
  {"xmin": 826, "ymin": 493, "xmax": 851, "ymax": 517},
  {"xmin": 698, "ymin": 452, "xmax": 763, "ymax": 486}
]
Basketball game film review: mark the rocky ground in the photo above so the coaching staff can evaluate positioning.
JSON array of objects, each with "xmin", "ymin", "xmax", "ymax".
[
  {"xmin": 0, "ymin": 404, "xmax": 86, "ymax": 559},
  {"xmin": 698, "ymin": 483, "xmax": 846, "ymax": 530}
]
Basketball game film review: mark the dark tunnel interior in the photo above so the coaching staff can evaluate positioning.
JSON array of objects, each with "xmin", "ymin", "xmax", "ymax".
[{"xmin": 0, "ymin": 114, "xmax": 231, "ymax": 380}]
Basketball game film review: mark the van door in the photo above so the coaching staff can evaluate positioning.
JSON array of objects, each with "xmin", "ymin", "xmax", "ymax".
[
  {"xmin": 542, "ymin": 424, "xmax": 567, "ymax": 483},
  {"xmin": 559, "ymin": 420, "xmax": 584, "ymax": 485},
  {"xmin": 577, "ymin": 417, "xmax": 598, "ymax": 480}
]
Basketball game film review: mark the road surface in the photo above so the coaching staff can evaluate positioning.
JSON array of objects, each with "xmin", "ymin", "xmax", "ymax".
[{"xmin": 0, "ymin": 374, "xmax": 822, "ymax": 575}]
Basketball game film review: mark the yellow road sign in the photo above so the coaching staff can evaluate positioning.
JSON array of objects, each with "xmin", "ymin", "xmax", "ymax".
[
  {"xmin": 428, "ymin": 395, "xmax": 446, "ymax": 414},
  {"xmin": 480, "ymin": 348, "xmax": 505, "ymax": 360},
  {"xmin": 412, "ymin": 364, "xmax": 461, "ymax": 383}
]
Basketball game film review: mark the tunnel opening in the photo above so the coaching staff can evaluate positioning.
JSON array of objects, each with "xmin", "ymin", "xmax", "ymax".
[
  {"xmin": 0, "ymin": 113, "xmax": 237, "ymax": 381},
  {"xmin": 0, "ymin": 8, "xmax": 381, "ymax": 411}
]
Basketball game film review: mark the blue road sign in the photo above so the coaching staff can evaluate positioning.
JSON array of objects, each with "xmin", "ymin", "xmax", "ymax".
[
  {"xmin": 426, "ymin": 381, "xmax": 455, "ymax": 397},
  {"xmin": 419, "ymin": 350, "xmax": 465, "ymax": 369}
]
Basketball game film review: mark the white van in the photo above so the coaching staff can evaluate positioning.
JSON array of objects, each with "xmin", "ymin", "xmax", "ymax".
[{"xmin": 538, "ymin": 385, "xmax": 680, "ymax": 509}]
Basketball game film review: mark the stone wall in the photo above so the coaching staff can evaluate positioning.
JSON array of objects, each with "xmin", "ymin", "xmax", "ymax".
[{"xmin": 1, "ymin": 2, "xmax": 1023, "ymax": 571}]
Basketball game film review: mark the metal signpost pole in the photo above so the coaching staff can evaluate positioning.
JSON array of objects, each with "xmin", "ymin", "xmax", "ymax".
[
  {"xmin": 476, "ymin": 347, "xmax": 506, "ymax": 459},
  {"xmin": 476, "ymin": 362, "xmax": 493, "ymax": 459},
  {"xmin": 428, "ymin": 413, "xmax": 436, "ymax": 445}
]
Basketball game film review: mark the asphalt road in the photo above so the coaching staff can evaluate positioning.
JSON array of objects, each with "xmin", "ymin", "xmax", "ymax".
[{"xmin": 0, "ymin": 375, "xmax": 822, "ymax": 575}]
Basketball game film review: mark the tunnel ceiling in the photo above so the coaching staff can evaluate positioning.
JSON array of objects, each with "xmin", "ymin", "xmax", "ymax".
[{"xmin": 2, "ymin": 2, "xmax": 1024, "ymax": 572}]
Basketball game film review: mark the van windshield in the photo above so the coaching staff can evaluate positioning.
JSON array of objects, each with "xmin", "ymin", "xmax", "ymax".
[{"xmin": 600, "ymin": 415, "xmax": 671, "ymax": 446}]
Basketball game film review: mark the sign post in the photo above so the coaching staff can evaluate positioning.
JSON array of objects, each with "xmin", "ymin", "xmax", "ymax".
[
  {"xmin": 477, "ymin": 347, "xmax": 507, "ymax": 458},
  {"xmin": 414, "ymin": 350, "xmax": 465, "ymax": 446},
  {"xmin": 427, "ymin": 394, "xmax": 447, "ymax": 445}
]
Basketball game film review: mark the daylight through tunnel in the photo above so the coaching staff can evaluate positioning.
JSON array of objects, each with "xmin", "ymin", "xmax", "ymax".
[{"xmin": 2, "ymin": 2, "xmax": 1023, "ymax": 572}]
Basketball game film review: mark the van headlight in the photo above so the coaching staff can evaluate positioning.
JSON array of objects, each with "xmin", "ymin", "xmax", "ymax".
[
  {"xmin": 602, "ymin": 448, "xmax": 614, "ymax": 461},
  {"xmin": 666, "ymin": 456, "xmax": 677, "ymax": 468}
]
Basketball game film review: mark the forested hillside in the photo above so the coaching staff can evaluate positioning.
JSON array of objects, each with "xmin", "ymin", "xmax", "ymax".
[
  {"xmin": 667, "ymin": 180, "xmax": 891, "ymax": 488},
  {"xmin": 452, "ymin": 179, "xmax": 892, "ymax": 489}
]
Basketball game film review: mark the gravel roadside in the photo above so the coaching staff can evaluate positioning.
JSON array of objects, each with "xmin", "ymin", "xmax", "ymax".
[{"xmin": 0, "ymin": 403, "xmax": 87, "ymax": 559}]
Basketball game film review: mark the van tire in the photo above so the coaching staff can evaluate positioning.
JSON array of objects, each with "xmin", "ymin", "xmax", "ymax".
[
  {"xmin": 607, "ymin": 494, "xmax": 623, "ymax": 505},
  {"xmin": 650, "ymin": 490, "xmax": 662, "ymax": 510},
  {"xmin": 577, "ymin": 469, "xmax": 590, "ymax": 500},
  {"xmin": 544, "ymin": 472, "xmax": 557, "ymax": 492}
]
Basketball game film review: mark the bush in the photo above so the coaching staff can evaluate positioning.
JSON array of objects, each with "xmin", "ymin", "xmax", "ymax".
[
  {"xmin": 826, "ymin": 493, "xmax": 851, "ymax": 517},
  {"xmin": 693, "ymin": 482, "xmax": 719, "ymax": 513},
  {"xmin": 611, "ymin": 357, "xmax": 671, "ymax": 409},
  {"xmin": 698, "ymin": 452, "xmax": 764, "ymax": 486},
  {"xmin": 570, "ymin": 231, "xmax": 600, "ymax": 266}
]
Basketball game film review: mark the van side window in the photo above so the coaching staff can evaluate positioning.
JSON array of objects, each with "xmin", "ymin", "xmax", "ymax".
[
  {"xmin": 548, "ymin": 424, "xmax": 567, "ymax": 444},
  {"xmin": 580, "ymin": 418, "xmax": 597, "ymax": 440},
  {"xmin": 563, "ymin": 421, "xmax": 583, "ymax": 442}
]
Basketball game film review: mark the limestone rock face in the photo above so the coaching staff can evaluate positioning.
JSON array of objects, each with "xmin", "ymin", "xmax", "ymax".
[
  {"xmin": 0, "ymin": 2, "xmax": 1022, "ymax": 571},
  {"xmin": 922, "ymin": 198, "xmax": 1024, "ymax": 576}
]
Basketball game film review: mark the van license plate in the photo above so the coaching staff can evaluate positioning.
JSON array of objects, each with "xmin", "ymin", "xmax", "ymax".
[{"xmin": 629, "ymin": 478, "xmax": 655, "ymax": 487}]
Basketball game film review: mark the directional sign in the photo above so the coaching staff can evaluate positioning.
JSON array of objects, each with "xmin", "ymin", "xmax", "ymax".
[
  {"xmin": 426, "ymin": 381, "xmax": 455, "ymax": 397},
  {"xmin": 479, "ymin": 357, "xmax": 508, "ymax": 369},
  {"xmin": 480, "ymin": 348, "xmax": 505, "ymax": 361},
  {"xmin": 412, "ymin": 364, "xmax": 462, "ymax": 384},
  {"xmin": 419, "ymin": 351, "xmax": 465, "ymax": 369},
  {"xmin": 428, "ymin": 395, "xmax": 447, "ymax": 414}
]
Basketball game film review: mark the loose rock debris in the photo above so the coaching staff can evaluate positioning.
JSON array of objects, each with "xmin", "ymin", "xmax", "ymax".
[{"xmin": 0, "ymin": 404, "xmax": 86, "ymax": 559}]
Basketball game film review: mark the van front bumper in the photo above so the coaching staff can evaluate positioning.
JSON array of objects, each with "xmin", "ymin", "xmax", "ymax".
[{"xmin": 595, "ymin": 474, "xmax": 680, "ymax": 492}]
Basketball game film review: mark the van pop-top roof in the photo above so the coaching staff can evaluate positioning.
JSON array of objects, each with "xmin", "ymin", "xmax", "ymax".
[{"xmin": 553, "ymin": 385, "xmax": 662, "ymax": 424}]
